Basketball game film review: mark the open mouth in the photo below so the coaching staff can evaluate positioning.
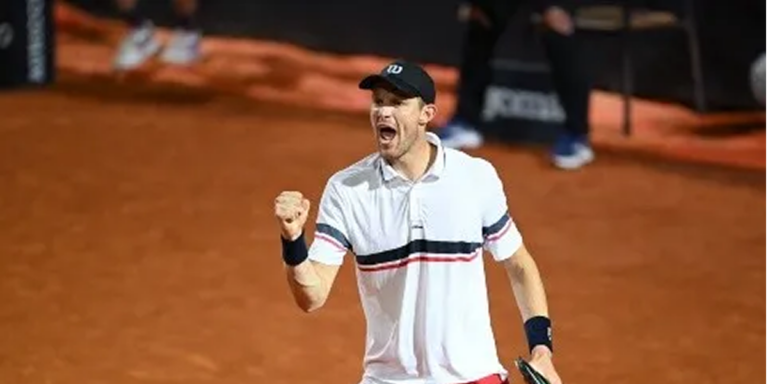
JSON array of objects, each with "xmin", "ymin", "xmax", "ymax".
[{"xmin": 377, "ymin": 125, "xmax": 397, "ymax": 141}]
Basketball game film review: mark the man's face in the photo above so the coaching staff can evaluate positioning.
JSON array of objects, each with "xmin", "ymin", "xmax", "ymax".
[{"xmin": 369, "ymin": 87, "xmax": 433, "ymax": 161}]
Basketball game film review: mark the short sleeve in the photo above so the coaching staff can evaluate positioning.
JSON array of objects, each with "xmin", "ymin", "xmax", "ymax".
[
  {"xmin": 308, "ymin": 180, "xmax": 352, "ymax": 265},
  {"xmin": 479, "ymin": 161, "xmax": 523, "ymax": 261}
]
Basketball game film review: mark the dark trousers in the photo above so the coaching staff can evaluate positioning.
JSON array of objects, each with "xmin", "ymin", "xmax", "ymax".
[{"xmin": 453, "ymin": 0, "xmax": 592, "ymax": 137}]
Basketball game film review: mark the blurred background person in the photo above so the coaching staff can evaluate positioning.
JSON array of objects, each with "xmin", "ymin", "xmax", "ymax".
[
  {"xmin": 112, "ymin": 0, "xmax": 202, "ymax": 70},
  {"xmin": 750, "ymin": 52, "xmax": 765, "ymax": 107},
  {"xmin": 437, "ymin": 0, "xmax": 594, "ymax": 170}
]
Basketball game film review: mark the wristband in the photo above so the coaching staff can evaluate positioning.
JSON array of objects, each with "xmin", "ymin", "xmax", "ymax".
[
  {"xmin": 281, "ymin": 232, "xmax": 309, "ymax": 266},
  {"xmin": 524, "ymin": 316, "xmax": 553, "ymax": 353}
]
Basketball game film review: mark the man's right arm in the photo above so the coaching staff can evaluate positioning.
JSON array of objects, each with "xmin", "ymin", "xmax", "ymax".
[
  {"xmin": 284, "ymin": 258, "xmax": 341, "ymax": 313},
  {"xmin": 275, "ymin": 182, "xmax": 351, "ymax": 313}
]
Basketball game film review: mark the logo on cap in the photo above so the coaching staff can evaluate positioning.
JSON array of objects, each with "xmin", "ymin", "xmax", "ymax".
[{"xmin": 385, "ymin": 64, "xmax": 403, "ymax": 75}]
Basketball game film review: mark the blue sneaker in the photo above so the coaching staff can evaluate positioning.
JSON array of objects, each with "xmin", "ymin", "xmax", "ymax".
[
  {"xmin": 436, "ymin": 119, "xmax": 484, "ymax": 150},
  {"xmin": 551, "ymin": 134, "xmax": 595, "ymax": 170}
]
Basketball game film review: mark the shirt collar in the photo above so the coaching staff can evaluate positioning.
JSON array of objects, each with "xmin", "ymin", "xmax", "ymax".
[{"xmin": 379, "ymin": 132, "xmax": 446, "ymax": 183}]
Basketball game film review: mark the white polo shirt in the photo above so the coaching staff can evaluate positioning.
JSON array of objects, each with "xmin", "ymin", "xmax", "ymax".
[{"xmin": 308, "ymin": 132, "xmax": 523, "ymax": 384}]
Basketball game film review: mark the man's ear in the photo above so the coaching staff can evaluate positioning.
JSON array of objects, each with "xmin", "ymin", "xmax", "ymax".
[{"xmin": 420, "ymin": 103, "xmax": 438, "ymax": 125}]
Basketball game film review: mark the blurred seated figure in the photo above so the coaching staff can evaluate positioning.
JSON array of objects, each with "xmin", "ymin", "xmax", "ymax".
[
  {"xmin": 437, "ymin": 0, "xmax": 595, "ymax": 170},
  {"xmin": 751, "ymin": 52, "xmax": 765, "ymax": 107},
  {"xmin": 112, "ymin": 0, "xmax": 201, "ymax": 70}
]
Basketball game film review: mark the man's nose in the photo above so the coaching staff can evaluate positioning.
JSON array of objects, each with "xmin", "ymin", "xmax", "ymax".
[{"xmin": 376, "ymin": 106, "xmax": 394, "ymax": 117}]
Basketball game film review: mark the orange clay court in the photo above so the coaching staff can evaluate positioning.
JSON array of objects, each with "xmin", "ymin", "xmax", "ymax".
[{"xmin": 0, "ymin": 3, "xmax": 764, "ymax": 384}]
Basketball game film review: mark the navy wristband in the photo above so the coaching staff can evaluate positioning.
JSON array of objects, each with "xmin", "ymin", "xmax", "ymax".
[
  {"xmin": 524, "ymin": 316, "xmax": 553, "ymax": 353},
  {"xmin": 281, "ymin": 232, "xmax": 309, "ymax": 266}
]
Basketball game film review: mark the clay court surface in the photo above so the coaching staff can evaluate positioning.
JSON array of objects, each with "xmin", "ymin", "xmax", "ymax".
[
  {"xmin": 0, "ymin": 3, "xmax": 766, "ymax": 381},
  {"xmin": 0, "ymin": 78, "xmax": 765, "ymax": 384}
]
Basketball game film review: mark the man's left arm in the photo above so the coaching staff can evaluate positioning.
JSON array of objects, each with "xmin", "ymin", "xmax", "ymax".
[
  {"xmin": 479, "ymin": 160, "xmax": 563, "ymax": 384},
  {"xmin": 502, "ymin": 244, "xmax": 550, "ymax": 344},
  {"xmin": 502, "ymin": 245, "xmax": 563, "ymax": 384}
]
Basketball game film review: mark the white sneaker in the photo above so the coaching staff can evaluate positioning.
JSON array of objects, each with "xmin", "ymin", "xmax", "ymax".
[
  {"xmin": 552, "ymin": 142, "xmax": 595, "ymax": 170},
  {"xmin": 160, "ymin": 29, "xmax": 202, "ymax": 65},
  {"xmin": 113, "ymin": 23, "xmax": 161, "ymax": 70},
  {"xmin": 437, "ymin": 121, "xmax": 484, "ymax": 150}
]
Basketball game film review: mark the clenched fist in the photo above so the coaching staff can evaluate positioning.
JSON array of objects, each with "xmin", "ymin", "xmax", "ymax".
[{"xmin": 274, "ymin": 191, "xmax": 311, "ymax": 241}]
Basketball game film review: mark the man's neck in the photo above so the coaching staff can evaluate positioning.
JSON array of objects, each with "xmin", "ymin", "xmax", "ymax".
[{"xmin": 390, "ymin": 139, "xmax": 436, "ymax": 182}]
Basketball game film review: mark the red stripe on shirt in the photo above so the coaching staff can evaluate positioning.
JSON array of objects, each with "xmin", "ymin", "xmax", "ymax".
[
  {"xmin": 315, "ymin": 232, "xmax": 348, "ymax": 252},
  {"xmin": 358, "ymin": 250, "xmax": 481, "ymax": 272},
  {"xmin": 485, "ymin": 219, "xmax": 511, "ymax": 243}
]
